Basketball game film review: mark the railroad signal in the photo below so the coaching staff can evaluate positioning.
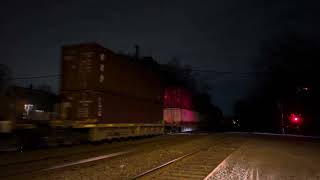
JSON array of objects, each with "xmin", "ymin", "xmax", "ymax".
[{"xmin": 289, "ymin": 113, "xmax": 302, "ymax": 124}]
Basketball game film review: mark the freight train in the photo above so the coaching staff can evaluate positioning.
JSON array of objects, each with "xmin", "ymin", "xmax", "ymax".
[{"xmin": 1, "ymin": 43, "xmax": 201, "ymax": 148}]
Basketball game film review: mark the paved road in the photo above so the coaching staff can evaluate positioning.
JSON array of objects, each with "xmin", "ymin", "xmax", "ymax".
[{"xmin": 207, "ymin": 134, "xmax": 320, "ymax": 180}]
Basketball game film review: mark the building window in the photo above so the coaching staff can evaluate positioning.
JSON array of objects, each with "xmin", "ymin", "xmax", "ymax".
[
  {"xmin": 23, "ymin": 104, "xmax": 34, "ymax": 119},
  {"xmin": 100, "ymin": 54, "xmax": 105, "ymax": 61},
  {"xmin": 97, "ymin": 97, "xmax": 102, "ymax": 117},
  {"xmin": 78, "ymin": 107, "xmax": 89, "ymax": 118},
  {"xmin": 99, "ymin": 75, "xmax": 104, "ymax": 83},
  {"xmin": 100, "ymin": 64, "xmax": 104, "ymax": 72},
  {"xmin": 24, "ymin": 104, "xmax": 34, "ymax": 115}
]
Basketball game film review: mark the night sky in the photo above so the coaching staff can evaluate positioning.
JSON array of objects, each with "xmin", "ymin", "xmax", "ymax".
[{"xmin": 1, "ymin": 0, "xmax": 320, "ymax": 115}]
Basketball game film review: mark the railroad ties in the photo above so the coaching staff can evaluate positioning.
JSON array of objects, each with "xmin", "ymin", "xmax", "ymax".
[
  {"xmin": 155, "ymin": 149, "xmax": 221, "ymax": 179},
  {"xmin": 133, "ymin": 137, "xmax": 238, "ymax": 180}
]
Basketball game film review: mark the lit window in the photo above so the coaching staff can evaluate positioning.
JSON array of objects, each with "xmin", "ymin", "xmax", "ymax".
[
  {"xmin": 99, "ymin": 75, "xmax": 104, "ymax": 83},
  {"xmin": 97, "ymin": 97, "xmax": 102, "ymax": 117},
  {"xmin": 24, "ymin": 104, "xmax": 34, "ymax": 115},
  {"xmin": 100, "ymin": 54, "xmax": 105, "ymax": 61},
  {"xmin": 100, "ymin": 64, "xmax": 104, "ymax": 71},
  {"xmin": 97, "ymin": 97, "xmax": 102, "ymax": 107}
]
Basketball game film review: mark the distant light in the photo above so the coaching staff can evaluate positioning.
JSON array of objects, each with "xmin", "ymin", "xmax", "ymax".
[
  {"xmin": 181, "ymin": 127, "xmax": 194, "ymax": 132},
  {"xmin": 24, "ymin": 104, "xmax": 34, "ymax": 113},
  {"xmin": 289, "ymin": 113, "xmax": 302, "ymax": 124}
]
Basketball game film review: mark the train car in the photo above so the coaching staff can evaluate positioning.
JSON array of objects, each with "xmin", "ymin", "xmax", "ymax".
[
  {"xmin": 163, "ymin": 87, "xmax": 199, "ymax": 132},
  {"xmin": 56, "ymin": 43, "xmax": 164, "ymax": 142}
]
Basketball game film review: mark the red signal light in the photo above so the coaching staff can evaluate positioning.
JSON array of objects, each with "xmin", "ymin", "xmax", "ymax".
[{"xmin": 289, "ymin": 113, "xmax": 302, "ymax": 123}]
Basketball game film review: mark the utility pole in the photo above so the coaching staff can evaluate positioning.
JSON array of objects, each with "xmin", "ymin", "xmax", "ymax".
[
  {"xmin": 281, "ymin": 108, "xmax": 285, "ymax": 134},
  {"xmin": 134, "ymin": 44, "xmax": 139, "ymax": 60},
  {"xmin": 278, "ymin": 101, "xmax": 285, "ymax": 134}
]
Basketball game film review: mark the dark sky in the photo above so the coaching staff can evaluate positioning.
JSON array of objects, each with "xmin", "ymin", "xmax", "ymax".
[{"xmin": 1, "ymin": 0, "xmax": 320, "ymax": 115}]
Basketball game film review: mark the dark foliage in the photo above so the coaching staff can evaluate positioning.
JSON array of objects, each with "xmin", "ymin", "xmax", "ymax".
[{"xmin": 234, "ymin": 32, "xmax": 320, "ymax": 134}]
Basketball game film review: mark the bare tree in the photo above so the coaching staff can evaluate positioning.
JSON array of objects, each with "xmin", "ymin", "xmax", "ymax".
[
  {"xmin": 37, "ymin": 84, "xmax": 52, "ymax": 93},
  {"xmin": 0, "ymin": 64, "xmax": 11, "ymax": 94},
  {"xmin": 0, "ymin": 64, "xmax": 12, "ymax": 121}
]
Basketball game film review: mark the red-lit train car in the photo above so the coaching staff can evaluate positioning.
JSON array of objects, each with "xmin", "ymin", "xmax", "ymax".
[
  {"xmin": 56, "ymin": 43, "xmax": 164, "ymax": 142},
  {"xmin": 163, "ymin": 87, "xmax": 199, "ymax": 132}
]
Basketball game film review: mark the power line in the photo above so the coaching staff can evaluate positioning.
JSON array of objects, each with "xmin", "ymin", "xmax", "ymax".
[
  {"xmin": 10, "ymin": 74, "xmax": 60, "ymax": 80},
  {"xmin": 8, "ymin": 68, "xmax": 271, "ymax": 81}
]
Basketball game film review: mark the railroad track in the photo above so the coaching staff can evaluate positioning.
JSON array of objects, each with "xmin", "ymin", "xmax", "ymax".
[
  {"xmin": 0, "ymin": 134, "xmax": 208, "ymax": 179},
  {"xmin": 132, "ymin": 137, "xmax": 238, "ymax": 180},
  {"xmin": 0, "ymin": 135, "xmax": 174, "ymax": 168}
]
